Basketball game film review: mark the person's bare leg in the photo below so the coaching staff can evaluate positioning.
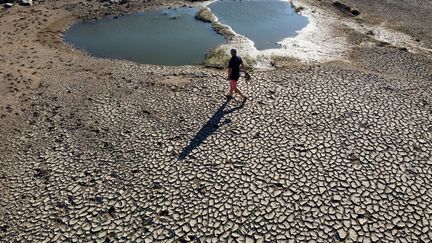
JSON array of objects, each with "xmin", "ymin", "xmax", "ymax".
[
  {"xmin": 227, "ymin": 88, "xmax": 234, "ymax": 97},
  {"xmin": 235, "ymin": 88, "xmax": 246, "ymax": 99},
  {"xmin": 227, "ymin": 80, "xmax": 236, "ymax": 98}
]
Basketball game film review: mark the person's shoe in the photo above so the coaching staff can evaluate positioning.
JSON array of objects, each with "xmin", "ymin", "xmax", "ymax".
[
  {"xmin": 226, "ymin": 95, "xmax": 233, "ymax": 100},
  {"xmin": 242, "ymin": 96, "xmax": 248, "ymax": 103}
]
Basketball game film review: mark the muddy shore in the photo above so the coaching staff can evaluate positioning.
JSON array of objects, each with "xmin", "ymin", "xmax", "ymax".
[{"xmin": 1, "ymin": 0, "xmax": 432, "ymax": 241}]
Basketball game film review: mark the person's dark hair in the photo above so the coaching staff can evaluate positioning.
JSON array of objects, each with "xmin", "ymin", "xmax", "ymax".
[{"xmin": 230, "ymin": 49, "xmax": 237, "ymax": 56}]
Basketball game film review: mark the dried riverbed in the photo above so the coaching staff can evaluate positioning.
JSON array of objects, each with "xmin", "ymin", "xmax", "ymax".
[{"xmin": 1, "ymin": 0, "xmax": 432, "ymax": 242}]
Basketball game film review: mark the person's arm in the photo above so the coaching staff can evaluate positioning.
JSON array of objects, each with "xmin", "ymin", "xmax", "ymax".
[
  {"xmin": 240, "ymin": 62, "xmax": 246, "ymax": 73},
  {"xmin": 240, "ymin": 61, "xmax": 251, "ymax": 81},
  {"xmin": 227, "ymin": 58, "xmax": 233, "ymax": 80}
]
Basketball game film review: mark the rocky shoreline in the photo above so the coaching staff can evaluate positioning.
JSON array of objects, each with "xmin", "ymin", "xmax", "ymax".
[{"xmin": 1, "ymin": 0, "xmax": 432, "ymax": 241}]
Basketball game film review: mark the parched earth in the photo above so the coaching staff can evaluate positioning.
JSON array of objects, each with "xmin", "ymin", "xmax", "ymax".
[{"xmin": 1, "ymin": 0, "xmax": 432, "ymax": 242}]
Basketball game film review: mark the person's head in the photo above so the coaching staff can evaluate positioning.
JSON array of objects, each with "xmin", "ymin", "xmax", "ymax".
[{"xmin": 230, "ymin": 49, "xmax": 237, "ymax": 57}]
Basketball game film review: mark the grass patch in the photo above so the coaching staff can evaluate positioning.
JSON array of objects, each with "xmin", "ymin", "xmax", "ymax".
[
  {"xmin": 212, "ymin": 22, "xmax": 235, "ymax": 40},
  {"xmin": 203, "ymin": 47, "xmax": 231, "ymax": 68},
  {"xmin": 270, "ymin": 55, "xmax": 302, "ymax": 68},
  {"xmin": 195, "ymin": 8, "xmax": 215, "ymax": 23},
  {"xmin": 242, "ymin": 55, "xmax": 256, "ymax": 69},
  {"xmin": 195, "ymin": 8, "xmax": 235, "ymax": 40},
  {"xmin": 204, "ymin": 47, "xmax": 256, "ymax": 69}
]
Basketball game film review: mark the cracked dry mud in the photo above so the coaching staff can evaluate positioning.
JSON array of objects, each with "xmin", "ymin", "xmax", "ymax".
[
  {"xmin": 2, "ymin": 61, "xmax": 432, "ymax": 242},
  {"xmin": 1, "ymin": 0, "xmax": 432, "ymax": 242}
]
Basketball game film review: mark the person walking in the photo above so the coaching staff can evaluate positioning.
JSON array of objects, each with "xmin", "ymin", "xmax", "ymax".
[{"xmin": 227, "ymin": 49, "xmax": 247, "ymax": 101}]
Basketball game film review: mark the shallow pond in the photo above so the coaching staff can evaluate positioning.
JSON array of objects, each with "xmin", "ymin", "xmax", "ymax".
[
  {"xmin": 64, "ymin": 7, "xmax": 225, "ymax": 66},
  {"xmin": 209, "ymin": 0, "xmax": 308, "ymax": 50},
  {"xmin": 64, "ymin": 1, "xmax": 309, "ymax": 65}
]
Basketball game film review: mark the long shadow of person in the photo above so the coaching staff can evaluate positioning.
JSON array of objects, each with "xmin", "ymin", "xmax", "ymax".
[{"xmin": 178, "ymin": 99, "xmax": 245, "ymax": 160}]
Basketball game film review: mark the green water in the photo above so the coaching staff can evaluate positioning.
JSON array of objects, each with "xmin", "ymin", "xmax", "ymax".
[{"xmin": 64, "ymin": 7, "xmax": 225, "ymax": 66}]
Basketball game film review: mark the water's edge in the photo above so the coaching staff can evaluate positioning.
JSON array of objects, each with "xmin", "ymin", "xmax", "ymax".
[
  {"xmin": 63, "ymin": 6, "xmax": 225, "ymax": 66},
  {"xmin": 198, "ymin": 0, "xmax": 311, "ymax": 68},
  {"xmin": 63, "ymin": 0, "xmax": 310, "ymax": 68},
  {"xmin": 61, "ymin": 0, "xmax": 431, "ymax": 69}
]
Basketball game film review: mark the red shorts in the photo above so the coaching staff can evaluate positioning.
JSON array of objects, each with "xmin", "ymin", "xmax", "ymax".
[{"xmin": 230, "ymin": 80, "xmax": 238, "ymax": 89}]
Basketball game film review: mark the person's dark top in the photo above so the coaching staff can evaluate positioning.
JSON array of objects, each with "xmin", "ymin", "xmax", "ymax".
[{"xmin": 228, "ymin": 56, "xmax": 243, "ymax": 81}]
